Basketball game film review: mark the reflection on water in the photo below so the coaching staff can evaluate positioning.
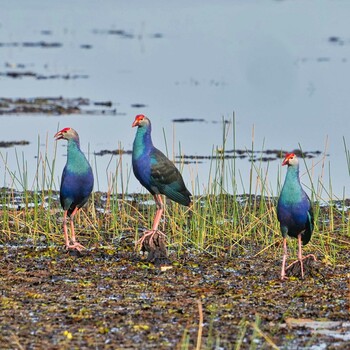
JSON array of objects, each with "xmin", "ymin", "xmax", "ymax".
[{"xmin": 0, "ymin": 0, "xmax": 349, "ymax": 198}]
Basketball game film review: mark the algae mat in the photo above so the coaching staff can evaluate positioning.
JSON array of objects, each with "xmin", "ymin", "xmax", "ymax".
[{"xmin": 0, "ymin": 244, "xmax": 349, "ymax": 349}]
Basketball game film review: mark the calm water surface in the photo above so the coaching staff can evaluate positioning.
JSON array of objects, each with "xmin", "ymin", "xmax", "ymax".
[{"xmin": 0, "ymin": 0, "xmax": 349, "ymax": 198}]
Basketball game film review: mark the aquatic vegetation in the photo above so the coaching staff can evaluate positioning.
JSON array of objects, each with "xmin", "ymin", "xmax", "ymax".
[{"xmin": 0, "ymin": 119, "xmax": 348, "ymax": 349}]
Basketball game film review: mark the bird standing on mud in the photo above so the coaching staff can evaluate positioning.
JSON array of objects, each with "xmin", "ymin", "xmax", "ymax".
[
  {"xmin": 54, "ymin": 127, "xmax": 94, "ymax": 251},
  {"xmin": 132, "ymin": 114, "xmax": 192, "ymax": 251},
  {"xmin": 277, "ymin": 152, "xmax": 316, "ymax": 280}
]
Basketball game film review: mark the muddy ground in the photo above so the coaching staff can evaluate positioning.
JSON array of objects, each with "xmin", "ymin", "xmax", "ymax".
[{"xmin": 0, "ymin": 237, "xmax": 349, "ymax": 349}]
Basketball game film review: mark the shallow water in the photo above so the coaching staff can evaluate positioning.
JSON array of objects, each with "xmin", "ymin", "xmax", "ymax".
[{"xmin": 0, "ymin": 0, "xmax": 349, "ymax": 197}]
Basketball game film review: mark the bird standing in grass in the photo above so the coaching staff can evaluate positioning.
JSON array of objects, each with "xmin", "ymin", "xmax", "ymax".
[
  {"xmin": 132, "ymin": 114, "xmax": 192, "ymax": 250},
  {"xmin": 277, "ymin": 152, "xmax": 316, "ymax": 280},
  {"xmin": 54, "ymin": 127, "xmax": 94, "ymax": 251}
]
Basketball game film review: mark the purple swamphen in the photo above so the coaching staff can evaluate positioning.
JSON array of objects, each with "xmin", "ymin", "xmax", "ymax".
[
  {"xmin": 277, "ymin": 152, "xmax": 316, "ymax": 279},
  {"xmin": 55, "ymin": 127, "xmax": 94, "ymax": 251},
  {"xmin": 132, "ymin": 114, "xmax": 192, "ymax": 249}
]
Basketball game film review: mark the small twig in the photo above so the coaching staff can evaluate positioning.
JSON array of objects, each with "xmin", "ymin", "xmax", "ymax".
[{"xmin": 196, "ymin": 299, "xmax": 204, "ymax": 350}]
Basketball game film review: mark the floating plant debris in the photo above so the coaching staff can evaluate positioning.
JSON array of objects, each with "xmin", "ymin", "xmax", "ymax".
[
  {"xmin": 5, "ymin": 62, "xmax": 26, "ymax": 69},
  {"xmin": 93, "ymin": 147, "xmax": 323, "ymax": 164},
  {"xmin": 94, "ymin": 149, "xmax": 132, "ymax": 156},
  {"xmin": 40, "ymin": 30, "xmax": 52, "ymax": 35},
  {"xmin": 93, "ymin": 28, "xmax": 164, "ymax": 40},
  {"xmin": 94, "ymin": 101, "xmax": 113, "ymax": 107},
  {"xmin": 0, "ymin": 41, "xmax": 62, "ymax": 48},
  {"xmin": 0, "ymin": 97, "xmax": 117, "ymax": 116},
  {"xmin": 172, "ymin": 118, "xmax": 205, "ymax": 123},
  {"xmin": 317, "ymin": 57, "xmax": 331, "ymax": 63},
  {"xmin": 0, "ymin": 71, "xmax": 89, "ymax": 80},
  {"xmin": 80, "ymin": 44, "xmax": 93, "ymax": 49},
  {"xmin": 172, "ymin": 118, "xmax": 230, "ymax": 124},
  {"xmin": 92, "ymin": 28, "xmax": 134, "ymax": 39},
  {"xmin": 328, "ymin": 36, "xmax": 345, "ymax": 45},
  {"xmin": 151, "ymin": 33, "xmax": 163, "ymax": 38},
  {"xmin": 0, "ymin": 140, "xmax": 30, "ymax": 148},
  {"xmin": 177, "ymin": 149, "xmax": 323, "ymax": 163},
  {"xmin": 131, "ymin": 103, "xmax": 147, "ymax": 108}
]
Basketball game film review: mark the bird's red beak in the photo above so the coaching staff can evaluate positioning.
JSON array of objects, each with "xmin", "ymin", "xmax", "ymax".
[
  {"xmin": 54, "ymin": 127, "xmax": 70, "ymax": 140},
  {"xmin": 132, "ymin": 114, "xmax": 146, "ymax": 127},
  {"xmin": 54, "ymin": 130, "xmax": 63, "ymax": 140},
  {"xmin": 282, "ymin": 158, "xmax": 289, "ymax": 166},
  {"xmin": 132, "ymin": 119, "xmax": 139, "ymax": 128}
]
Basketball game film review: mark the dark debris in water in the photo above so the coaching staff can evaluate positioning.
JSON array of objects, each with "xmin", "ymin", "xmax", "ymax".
[
  {"xmin": 0, "ymin": 71, "xmax": 89, "ymax": 80},
  {"xmin": 0, "ymin": 97, "xmax": 117, "ymax": 116},
  {"xmin": 0, "ymin": 41, "xmax": 62, "ymax": 48},
  {"xmin": 131, "ymin": 103, "xmax": 147, "ymax": 108},
  {"xmin": 94, "ymin": 149, "xmax": 132, "ymax": 156},
  {"xmin": 92, "ymin": 28, "xmax": 164, "ymax": 40},
  {"xmin": 176, "ymin": 149, "xmax": 323, "ymax": 163},
  {"xmin": 92, "ymin": 28, "xmax": 134, "ymax": 39},
  {"xmin": 80, "ymin": 44, "xmax": 93, "ymax": 49},
  {"xmin": 172, "ymin": 118, "xmax": 206, "ymax": 123},
  {"xmin": 328, "ymin": 36, "xmax": 346, "ymax": 46},
  {"xmin": 40, "ymin": 30, "xmax": 53, "ymax": 36},
  {"xmin": 93, "ymin": 147, "xmax": 323, "ymax": 164},
  {"xmin": 0, "ymin": 140, "xmax": 30, "ymax": 148}
]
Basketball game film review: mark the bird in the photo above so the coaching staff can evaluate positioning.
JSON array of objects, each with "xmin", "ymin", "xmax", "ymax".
[
  {"xmin": 277, "ymin": 152, "xmax": 316, "ymax": 280},
  {"xmin": 54, "ymin": 127, "xmax": 94, "ymax": 251},
  {"xmin": 132, "ymin": 114, "xmax": 192, "ymax": 249}
]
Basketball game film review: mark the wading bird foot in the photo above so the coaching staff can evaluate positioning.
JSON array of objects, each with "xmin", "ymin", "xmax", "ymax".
[
  {"xmin": 286, "ymin": 254, "xmax": 317, "ymax": 271},
  {"xmin": 302, "ymin": 254, "xmax": 317, "ymax": 262},
  {"xmin": 66, "ymin": 241, "xmax": 86, "ymax": 252},
  {"xmin": 285, "ymin": 254, "xmax": 317, "ymax": 279},
  {"xmin": 135, "ymin": 230, "xmax": 166, "ymax": 250}
]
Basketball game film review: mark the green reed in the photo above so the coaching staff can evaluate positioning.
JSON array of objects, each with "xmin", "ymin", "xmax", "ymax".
[{"xmin": 344, "ymin": 136, "xmax": 350, "ymax": 177}]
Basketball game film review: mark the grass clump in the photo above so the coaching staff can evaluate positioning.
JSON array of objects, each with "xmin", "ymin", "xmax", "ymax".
[{"xmin": 0, "ymin": 119, "xmax": 348, "ymax": 267}]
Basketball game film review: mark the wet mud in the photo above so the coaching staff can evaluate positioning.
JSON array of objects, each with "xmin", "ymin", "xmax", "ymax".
[
  {"xmin": 0, "ymin": 244, "xmax": 348, "ymax": 349},
  {"xmin": 0, "ymin": 190, "xmax": 349, "ymax": 349}
]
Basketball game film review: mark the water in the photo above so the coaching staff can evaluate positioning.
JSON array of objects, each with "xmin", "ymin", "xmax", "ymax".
[{"xmin": 0, "ymin": 0, "xmax": 349, "ymax": 198}]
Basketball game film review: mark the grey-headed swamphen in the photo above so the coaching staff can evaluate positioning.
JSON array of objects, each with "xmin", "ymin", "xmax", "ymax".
[
  {"xmin": 277, "ymin": 152, "xmax": 316, "ymax": 279},
  {"xmin": 55, "ymin": 127, "xmax": 93, "ymax": 251},
  {"xmin": 132, "ymin": 114, "xmax": 192, "ymax": 249}
]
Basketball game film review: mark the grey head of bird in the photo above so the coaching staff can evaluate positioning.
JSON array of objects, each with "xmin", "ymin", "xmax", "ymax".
[
  {"xmin": 132, "ymin": 114, "xmax": 151, "ymax": 128},
  {"xmin": 54, "ymin": 127, "xmax": 79, "ymax": 142},
  {"xmin": 282, "ymin": 152, "xmax": 299, "ymax": 167}
]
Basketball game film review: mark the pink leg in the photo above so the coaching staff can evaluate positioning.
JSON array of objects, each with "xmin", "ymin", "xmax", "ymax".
[
  {"xmin": 151, "ymin": 195, "xmax": 164, "ymax": 231},
  {"xmin": 281, "ymin": 238, "xmax": 288, "ymax": 280},
  {"xmin": 135, "ymin": 194, "xmax": 166, "ymax": 250},
  {"xmin": 64, "ymin": 207, "xmax": 86, "ymax": 251},
  {"xmin": 296, "ymin": 234, "xmax": 305, "ymax": 278},
  {"xmin": 285, "ymin": 234, "xmax": 317, "ymax": 279},
  {"xmin": 63, "ymin": 210, "xmax": 70, "ymax": 247}
]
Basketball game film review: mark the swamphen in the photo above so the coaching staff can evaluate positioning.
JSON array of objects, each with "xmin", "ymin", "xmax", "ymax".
[
  {"xmin": 132, "ymin": 114, "xmax": 192, "ymax": 249},
  {"xmin": 54, "ymin": 127, "xmax": 94, "ymax": 251},
  {"xmin": 277, "ymin": 152, "xmax": 316, "ymax": 280}
]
